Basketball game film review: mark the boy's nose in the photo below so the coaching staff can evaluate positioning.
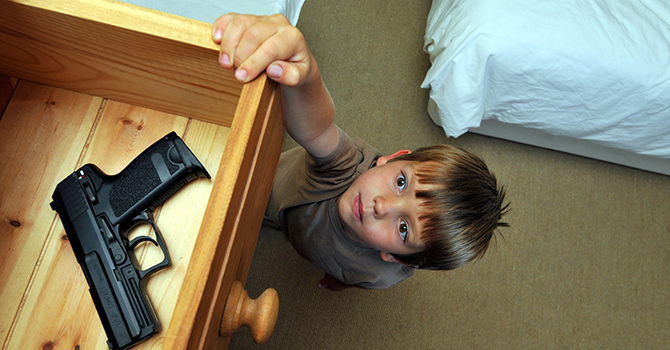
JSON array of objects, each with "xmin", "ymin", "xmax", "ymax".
[{"xmin": 373, "ymin": 195, "xmax": 401, "ymax": 218}]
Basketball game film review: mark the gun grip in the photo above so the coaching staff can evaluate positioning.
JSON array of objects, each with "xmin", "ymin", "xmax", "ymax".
[{"xmin": 107, "ymin": 132, "xmax": 209, "ymax": 222}]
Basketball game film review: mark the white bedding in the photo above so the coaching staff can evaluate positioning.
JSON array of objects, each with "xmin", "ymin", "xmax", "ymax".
[
  {"xmin": 122, "ymin": 0, "xmax": 305, "ymax": 25},
  {"xmin": 422, "ymin": 0, "xmax": 670, "ymax": 159}
]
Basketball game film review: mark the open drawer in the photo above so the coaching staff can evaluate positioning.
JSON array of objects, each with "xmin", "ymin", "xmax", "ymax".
[{"xmin": 0, "ymin": 0, "xmax": 283, "ymax": 349}]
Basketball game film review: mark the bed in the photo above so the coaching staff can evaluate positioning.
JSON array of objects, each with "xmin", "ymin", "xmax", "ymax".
[{"xmin": 422, "ymin": 0, "xmax": 670, "ymax": 176}]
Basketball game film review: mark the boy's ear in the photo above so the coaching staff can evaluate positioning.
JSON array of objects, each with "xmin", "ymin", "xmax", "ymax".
[
  {"xmin": 380, "ymin": 252, "xmax": 404, "ymax": 264},
  {"xmin": 376, "ymin": 149, "xmax": 411, "ymax": 166}
]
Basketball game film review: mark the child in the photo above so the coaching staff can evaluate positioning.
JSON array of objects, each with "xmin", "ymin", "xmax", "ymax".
[{"xmin": 212, "ymin": 13, "xmax": 510, "ymax": 291}]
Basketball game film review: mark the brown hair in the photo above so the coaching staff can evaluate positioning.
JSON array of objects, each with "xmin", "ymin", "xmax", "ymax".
[{"xmin": 389, "ymin": 144, "xmax": 510, "ymax": 270}]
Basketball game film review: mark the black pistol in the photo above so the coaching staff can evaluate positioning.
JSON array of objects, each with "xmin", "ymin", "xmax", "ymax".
[{"xmin": 50, "ymin": 132, "xmax": 210, "ymax": 350}]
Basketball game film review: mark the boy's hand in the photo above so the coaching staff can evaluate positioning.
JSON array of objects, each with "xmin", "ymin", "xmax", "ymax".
[
  {"xmin": 317, "ymin": 274, "xmax": 363, "ymax": 292},
  {"xmin": 212, "ymin": 13, "xmax": 312, "ymax": 86},
  {"xmin": 213, "ymin": 13, "xmax": 337, "ymax": 158}
]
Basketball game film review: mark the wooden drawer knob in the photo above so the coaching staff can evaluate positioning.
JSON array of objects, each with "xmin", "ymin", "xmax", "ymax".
[{"xmin": 220, "ymin": 280, "xmax": 279, "ymax": 344}]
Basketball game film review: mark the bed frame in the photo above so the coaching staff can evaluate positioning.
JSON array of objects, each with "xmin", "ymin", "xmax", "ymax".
[
  {"xmin": 428, "ymin": 100, "xmax": 670, "ymax": 176},
  {"xmin": 1, "ymin": 0, "xmax": 283, "ymax": 349},
  {"xmin": 472, "ymin": 120, "xmax": 670, "ymax": 176}
]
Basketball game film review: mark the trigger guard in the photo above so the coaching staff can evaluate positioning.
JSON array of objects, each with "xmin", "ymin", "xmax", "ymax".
[{"xmin": 129, "ymin": 235, "xmax": 159, "ymax": 250}]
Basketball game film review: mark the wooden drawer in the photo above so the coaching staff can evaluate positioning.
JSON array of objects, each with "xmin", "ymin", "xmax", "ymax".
[{"xmin": 0, "ymin": 1, "xmax": 283, "ymax": 349}]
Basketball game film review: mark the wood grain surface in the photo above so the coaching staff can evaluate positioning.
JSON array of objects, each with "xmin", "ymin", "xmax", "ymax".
[{"xmin": 0, "ymin": 0, "xmax": 241, "ymax": 127}]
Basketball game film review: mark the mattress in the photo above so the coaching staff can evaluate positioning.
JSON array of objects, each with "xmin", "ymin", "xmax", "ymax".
[{"xmin": 422, "ymin": 0, "xmax": 670, "ymax": 159}]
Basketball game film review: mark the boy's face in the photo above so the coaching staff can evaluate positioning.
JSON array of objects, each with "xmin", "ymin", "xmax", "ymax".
[{"xmin": 338, "ymin": 155, "xmax": 427, "ymax": 262}]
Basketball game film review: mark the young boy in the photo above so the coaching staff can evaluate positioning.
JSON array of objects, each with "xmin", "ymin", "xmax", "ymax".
[{"xmin": 212, "ymin": 13, "xmax": 509, "ymax": 291}]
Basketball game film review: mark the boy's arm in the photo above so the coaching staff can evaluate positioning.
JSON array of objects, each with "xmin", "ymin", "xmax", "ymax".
[{"xmin": 212, "ymin": 14, "xmax": 339, "ymax": 158}]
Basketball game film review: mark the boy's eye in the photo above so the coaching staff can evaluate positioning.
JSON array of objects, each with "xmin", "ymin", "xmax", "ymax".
[
  {"xmin": 396, "ymin": 172, "xmax": 407, "ymax": 192},
  {"xmin": 399, "ymin": 219, "xmax": 408, "ymax": 242}
]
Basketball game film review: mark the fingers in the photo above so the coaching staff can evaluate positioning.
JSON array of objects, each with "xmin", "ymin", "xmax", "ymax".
[
  {"xmin": 212, "ymin": 14, "xmax": 309, "ymax": 84},
  {"xmin": 212, "ymin": 13, "xmax": 261, "ymax": 70},
  {"xmin": 317, "ymin": 274, "xmax": 348, "ymax": 291},
  {"xmin": 241, "ymin": 28, "xmax": 309, "ymax": 84},
  {"xmin": 233, "ymin": 16, "xmax": 303, "ymax": 83},
  {"xmin": 317, "ymin": 273, "xmax": 331, "ymax": 289},
  {"xmin": 211, "ymin": 13, "xmax": 233, "ymax": 44},
  {"xmin": 231, "ymin": 21, "xmax": 282, "ymax": 80},
  {"xmin": 266, "ymin": 57, "xmax": 310, "ymax": 87}
]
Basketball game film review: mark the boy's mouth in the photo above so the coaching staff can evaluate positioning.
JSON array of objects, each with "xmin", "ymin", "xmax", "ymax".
[{"xmin": 353, "ymin": 193, "xmax": 363, "ymax": 222}]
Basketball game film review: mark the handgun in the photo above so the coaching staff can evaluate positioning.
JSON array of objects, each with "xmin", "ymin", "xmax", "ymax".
[{"xmin": 50, "ymin": 132, "xmax": 210, "ymax": 350}]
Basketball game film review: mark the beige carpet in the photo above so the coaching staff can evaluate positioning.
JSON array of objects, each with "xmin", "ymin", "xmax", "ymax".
[{"xmin": 229, "ymin": 1, "xmax": 670, "ymax": 349}]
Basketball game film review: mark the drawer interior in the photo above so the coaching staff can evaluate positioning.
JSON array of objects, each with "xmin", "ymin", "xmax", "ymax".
[
  {"xmin": 0, "ymin": 79, "xmax": 229, "ymax": 349},
  {"xmin": 1, "ymin": 1, "xmax": 284, "ymax": 348}
]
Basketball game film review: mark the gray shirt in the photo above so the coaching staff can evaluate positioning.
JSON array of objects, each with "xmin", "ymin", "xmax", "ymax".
[{"xmin": 271, "ymin": 128, "xmax": 414, "ymax": 289}]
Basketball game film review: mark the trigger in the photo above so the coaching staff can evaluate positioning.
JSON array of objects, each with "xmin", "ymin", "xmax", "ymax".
[{"xmin": 129, "ymin": 235, "xmax": 159, "ymax": 250}]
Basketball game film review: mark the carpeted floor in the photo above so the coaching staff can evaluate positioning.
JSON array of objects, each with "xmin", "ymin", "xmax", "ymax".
[{"xmin": 229, "ymin": 1, "xmax": 670, "ymax": 349}]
